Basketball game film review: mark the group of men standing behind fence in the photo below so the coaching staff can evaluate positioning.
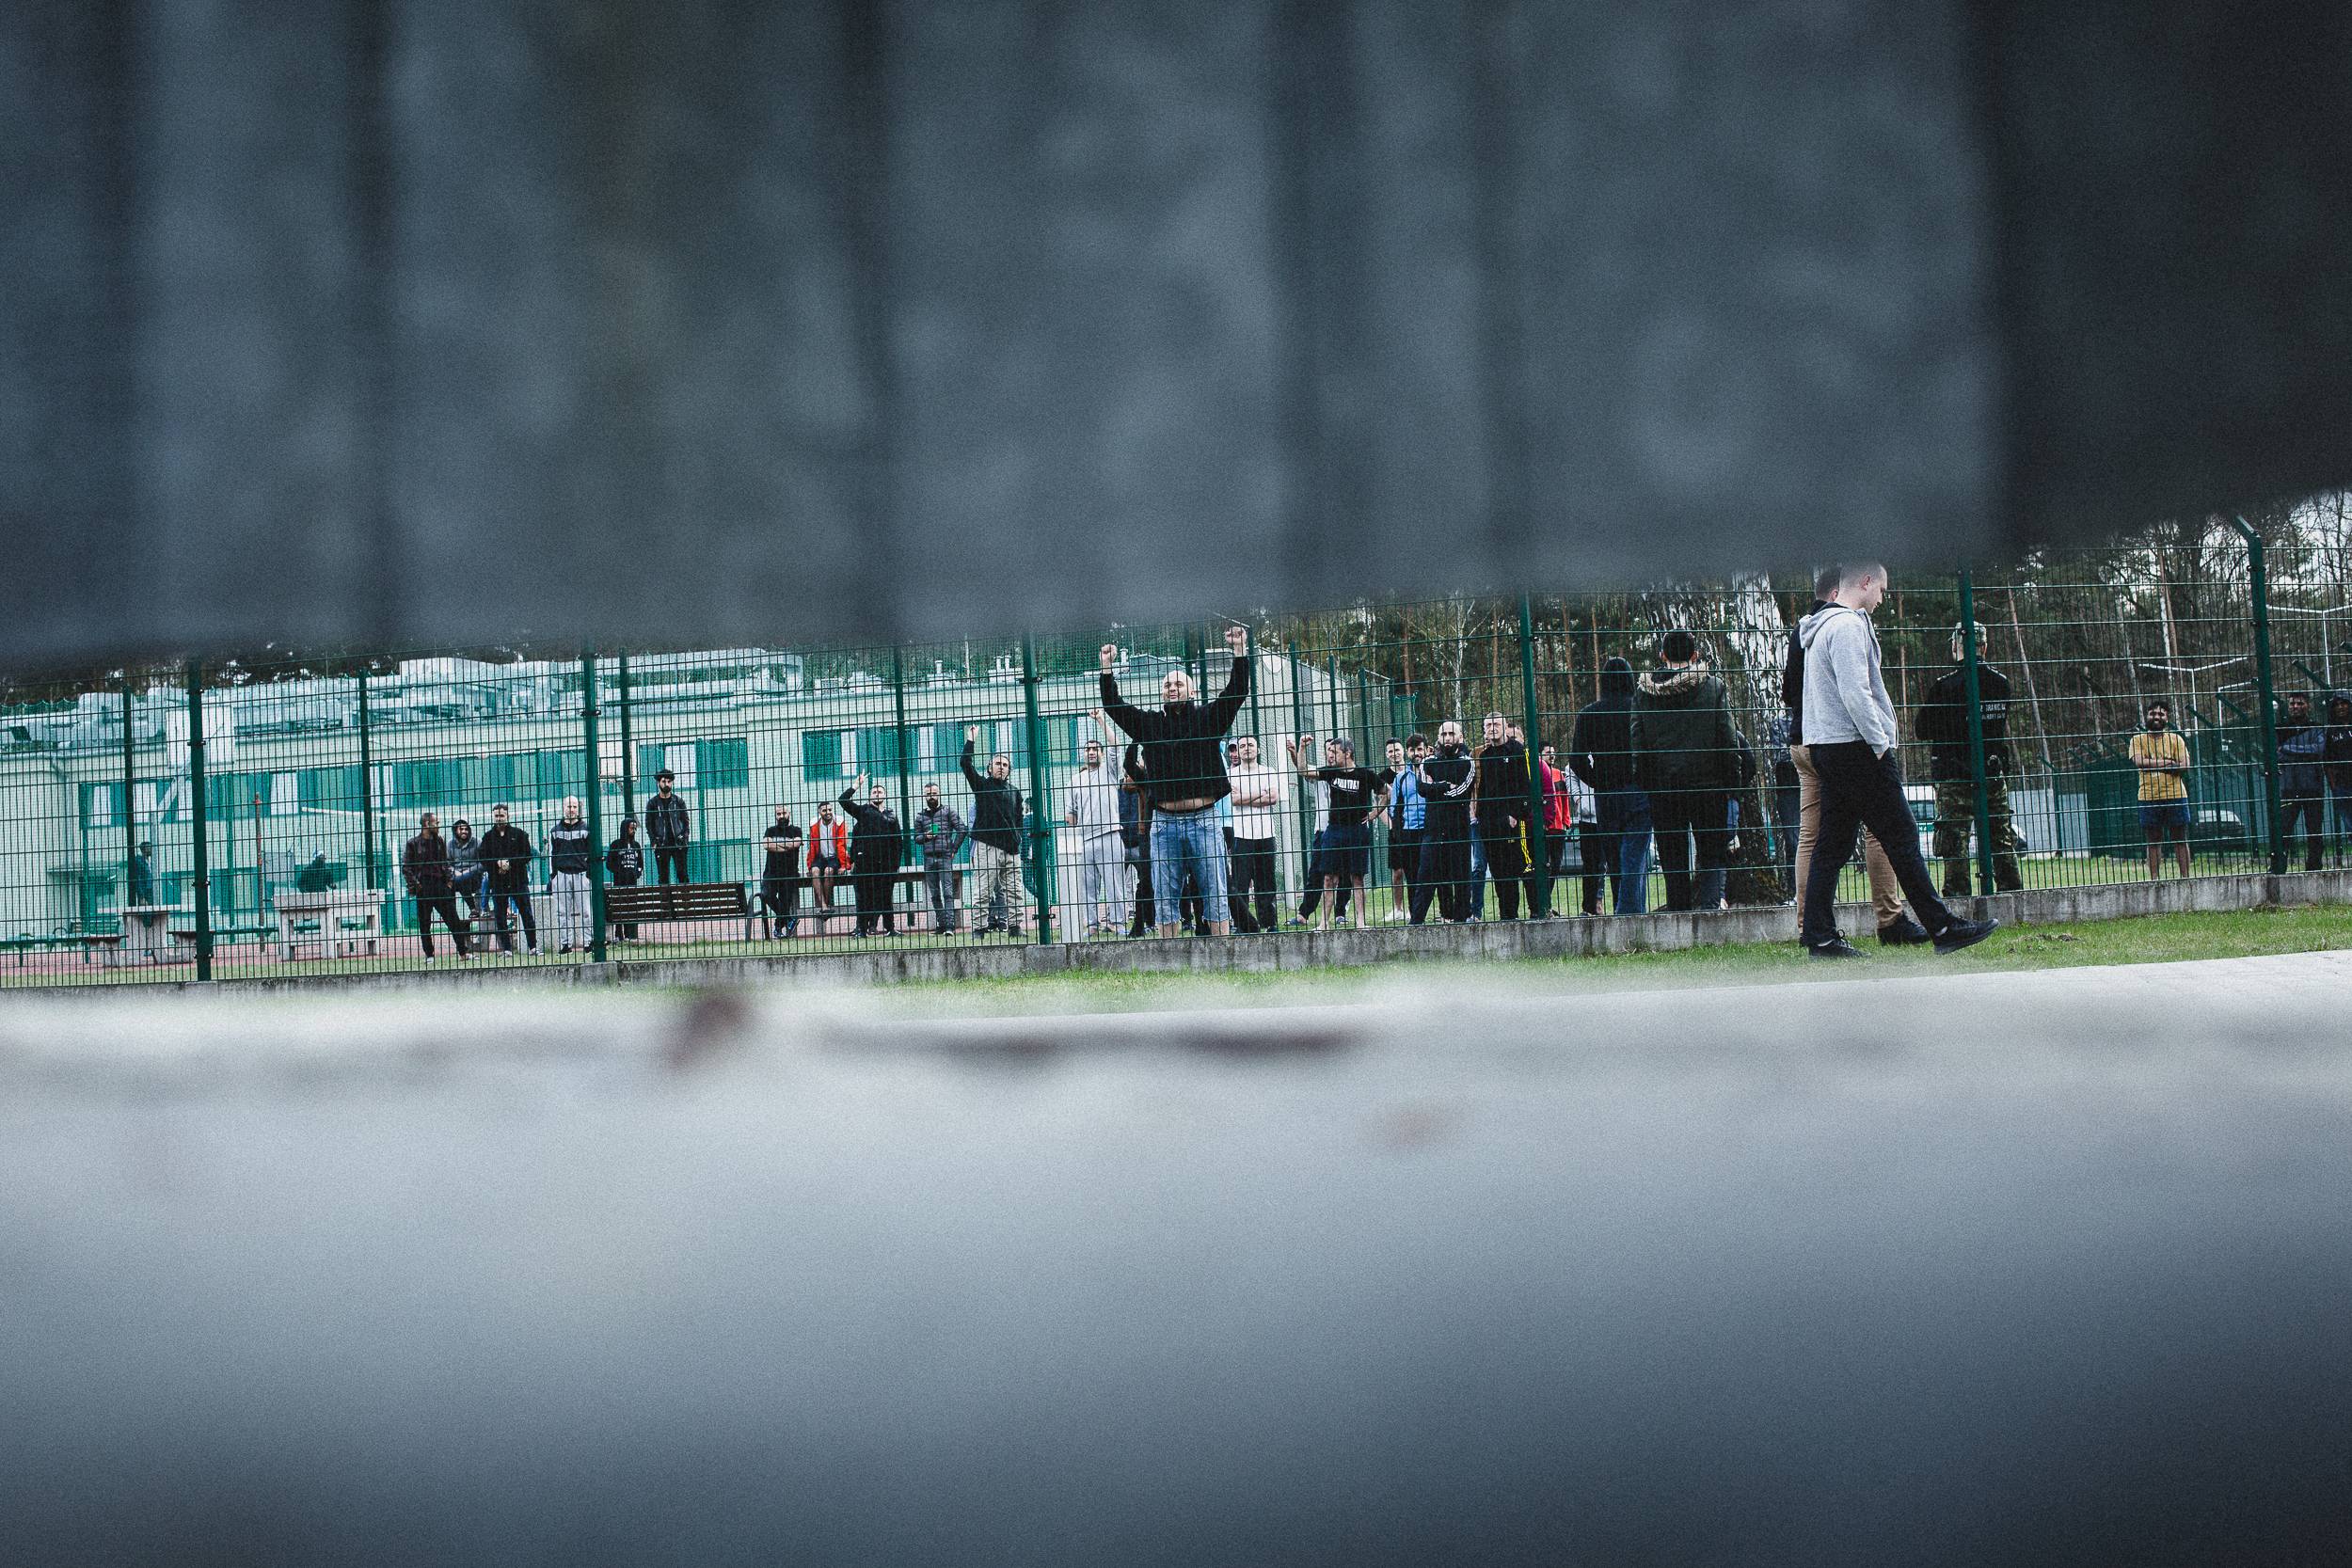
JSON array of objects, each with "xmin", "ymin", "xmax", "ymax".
[{"xmin": 385, "ymin": 561, "xmax": 2352, "ymax": 960}]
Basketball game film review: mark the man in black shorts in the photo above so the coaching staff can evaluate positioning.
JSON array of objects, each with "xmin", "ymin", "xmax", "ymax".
[{"xmin": 1288, "ymin": 733, "xmax": 1382, "ymax": 930}]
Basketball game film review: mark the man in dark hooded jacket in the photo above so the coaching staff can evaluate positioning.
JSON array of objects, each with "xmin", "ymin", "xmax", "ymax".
[
  {"xmin": 1566, "ymin": 657, "xmax": 1651, "ymax": 914},
  {"xmin": 1629, "ymin": 630, "xmax": 1741, "ymax": 912},
  {"xmin": 2277, "ymin": 690, "xmax": 2328, "ymax": 872}
]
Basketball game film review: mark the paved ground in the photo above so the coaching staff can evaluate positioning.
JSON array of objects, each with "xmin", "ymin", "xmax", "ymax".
[{"xmin": 4, "ymin": 954, "xmax": 2348, "ymax": 1564}]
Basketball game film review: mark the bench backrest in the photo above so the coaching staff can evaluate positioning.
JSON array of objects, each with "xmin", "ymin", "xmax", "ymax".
[{"xmin": 604, "ymin": 883, "xmax": 749, "ymax": 919}]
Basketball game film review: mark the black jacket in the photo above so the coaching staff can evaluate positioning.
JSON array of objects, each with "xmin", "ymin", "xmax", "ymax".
[
  {"xmin": 1100, "ymin": 657, "xmax": 1253, "ymax": 807},
  {"xmin": 605, "ymin": 835, "xmax": 644, "ymax": 885},
  {"xmin": 961, "ymin": 741, "xmax": 1025, "ymax": 855},
  {"xmin": 839, "ymin": 789, "xmax": 905, "ymax": 871},
  {"xmin": 2324, "ymin": 696, "xmax": 2352, "ymax": 794},
  {"xmin": 1567, "ymin": 658, "xmax": 1640, "ymax": 795},
  {"xmin": 401, "ymin": 831, "xmax": 454, "ymax": 897},
  {"xmin": 477, "ymin": 822, "xmax": 534, "ymax": 895},
  {"xmin": 546, "ymin": 817, "xmax": 595, "ymax": 877},
  {"xmin": 1914, "ymin": 663, "xmax": 2013, "ymax": 782},
  {"xmin": 1417, "ymin": 744, "xmax": 1476, "ymax": 821},
  {"xmin": 644, "ymin": 790, "xmax": 691, "ymax": 848},
  {"xmin": 1630, "ymin": 663, "xmax": 1741, "ymax": 794},
  {"xmin": 1473, "ymin": 738, "xmax": 1532, "ymax": 825}
]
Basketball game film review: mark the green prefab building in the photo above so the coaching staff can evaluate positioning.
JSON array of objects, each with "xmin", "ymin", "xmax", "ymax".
[{"xmin": 0, "ymin": 643, "xmax": 1400, "ymax": 948}]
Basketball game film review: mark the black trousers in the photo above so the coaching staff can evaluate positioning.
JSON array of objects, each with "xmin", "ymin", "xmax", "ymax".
[
  {"xmin": 1801, "ymin": 743, "xmax": 1954, "ymax": 947},
  {"xmin": 654, "ymin": 846, "xmax": 690, "ymax": 884},
  {"xmin": 1412, "ymin": 818, "xmax": 1473, "ymax": 922},
  {"xmin": 852, "ymin": 863, "xmax": 895, "ymax": 934},
  {"xmin": 415, "ymin": 893, "xmax": 470, "ymax": 957},
  {"xmin": 1477, "ymin": 817, "xmax": 1539, "ymax": 919},
  {"xmin": 485, "ymin": 887, "xmax": 536, "ymax": 952},
  {"xmin": 1228, "ymin": 835, "xmax": 1278, "ymax": 933},
  {"xmin": 1574, "ymin": 830, "xmax": 1613, "ymax": 914},
  {"xmin": 609, "ymin": 873, "xmax": 640, "ymax": 938},
  {"xmin": 1648, "ymin": 785, "xmax": 1730, "ymax": 912},
  {"xmin": 2283, "ymin": 793, "xmax": 2327, "ymax": 871},
  {"xmin": 760, "ymin": 873, "xmax": 801, "ymax": 934}
]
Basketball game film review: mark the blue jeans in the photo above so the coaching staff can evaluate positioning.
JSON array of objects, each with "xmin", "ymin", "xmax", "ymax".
[
  {"xmin": 1597, "ymin": 789, "xmax": 1653, "ymax": 914},
  {"xmin": 1150, "ymin": 807, "xmax": 1228, "ymax": 927}
]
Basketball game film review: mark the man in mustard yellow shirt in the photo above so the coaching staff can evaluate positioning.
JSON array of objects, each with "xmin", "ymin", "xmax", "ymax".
[{"xmin": 2128, "ymin": 700, "xmax": 2192, "ymax": 879}]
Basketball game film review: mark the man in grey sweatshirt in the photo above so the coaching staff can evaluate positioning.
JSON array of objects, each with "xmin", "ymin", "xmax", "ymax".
[{"xmin": 1796, "ymin": 561, "xmax": 1997, "ymax": 959}]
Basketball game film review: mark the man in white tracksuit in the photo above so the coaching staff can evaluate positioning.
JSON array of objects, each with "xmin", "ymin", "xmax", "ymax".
[
  {"xmin": 1065, "ymin": 728, "xmax": 1129, "ymax": 934},
  {"xmin": 1795, "ymin": 562, "xmax": 1997, "ymax": 960},
  {"xmin": 545, "ymin": 796, "xmax": 596, "ymax": 954}
]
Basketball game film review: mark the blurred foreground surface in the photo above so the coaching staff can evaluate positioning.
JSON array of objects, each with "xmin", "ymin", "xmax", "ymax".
[{"xmin": 3, "ymin": 955, "xmax": 2349, "ymax": 1564}]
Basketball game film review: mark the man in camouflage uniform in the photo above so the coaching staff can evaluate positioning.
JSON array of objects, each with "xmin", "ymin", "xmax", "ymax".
[{"xmin": 1915, "ymin": 624, "xmax": 2025, "ymax": 897}]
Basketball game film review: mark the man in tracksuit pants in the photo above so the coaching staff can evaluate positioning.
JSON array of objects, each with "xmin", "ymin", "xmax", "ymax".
[
  {"xmin": 545, "ymin": 796, "xmax": 596, "ymax": 953},
  {"xmin": 1064, "ymin": 726, "xmax": 1129, "ymax": 935},
  {"xmin": 644, "ymin": 769, "xmax": 692, "ymax": 884},
  {"xmin": 1797, "ymin": 562, "xmax": 1998, "ymax": 960}
]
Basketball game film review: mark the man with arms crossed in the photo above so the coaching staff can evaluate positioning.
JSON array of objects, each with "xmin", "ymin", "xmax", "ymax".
[
  {"xmin": 1797, "ymin": 562, "xmax": 1998, "ymax": 959},
  {"xmin": 1099, "ymin": 626, "xmax": 1253, "ymax": 938},
  {"xmin": 1225, "ymin": 735, "xmax": 1283, "ymax": 934}
]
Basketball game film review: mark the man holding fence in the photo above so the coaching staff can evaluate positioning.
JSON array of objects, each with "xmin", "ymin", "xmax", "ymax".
[{"xmin": 1099, "ymin": 626, "xmax": 1253, "ymax": 939}]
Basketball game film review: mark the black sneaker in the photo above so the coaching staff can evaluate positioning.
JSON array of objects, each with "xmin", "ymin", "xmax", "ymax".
[
  {"xmin": 1806, "ymin": 938, "xmax": 1866, "ymax": 959},
  {"xmin": 1876, "ymin": 917, "xmax": 1931, "ymax": 946},
  {"xmin": 1932, "ymin": 916, "xmax": 1999, "ymax": 956}
]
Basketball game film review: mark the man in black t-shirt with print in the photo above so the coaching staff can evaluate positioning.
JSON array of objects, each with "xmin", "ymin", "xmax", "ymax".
[{"xmin": 1288, "ymin": 733, "xmax": 1382, "ymax": 931}]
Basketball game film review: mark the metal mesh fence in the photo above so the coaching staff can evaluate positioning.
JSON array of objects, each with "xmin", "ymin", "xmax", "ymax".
[{"xmin": 5, "ymin": 514, "xmax": 2345, "ymax": 985}]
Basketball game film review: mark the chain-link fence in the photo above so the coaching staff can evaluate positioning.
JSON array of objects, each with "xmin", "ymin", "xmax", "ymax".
[{"xmin": 6, "ymin": 513, "xmax": 2346, "ymax": 986}]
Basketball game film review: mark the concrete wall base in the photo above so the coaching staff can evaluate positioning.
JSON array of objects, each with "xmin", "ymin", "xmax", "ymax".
[{"xmin": 38, "ymin": 868, "xmax": 2347, "ymax": 1000}]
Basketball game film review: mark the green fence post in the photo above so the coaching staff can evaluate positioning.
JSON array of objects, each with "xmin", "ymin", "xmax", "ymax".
[
  {"xmin": 185, "ymin": 659, "xmax": 214, "ymax": 980},
  {"xmin": 891, "ymin": 643, "xmax": 914, "ymax": 915},
  {"xmin": 1288, "ymin": 640, "xmax": 1313, "ymax": 877},
  {"xmin": 356, "ymin": 668, "xmax": 380, "ymax": 895},
  {"xmin": 2229, "ymin": 515, "xmax": 2287, "ymax": 875},
  {"xmin": 581, "ymin": 652, "xmax": 609, "ymax": 965},
  {"xmin": 120, "ymin": 677, "xmax": 135, "ymax": 918},
  {"xmin": 1959, "ymin": 565, "xmax": 1995, "ymax": 895},
  {"xmin": 1246, "ymin": 625, "xmax": 1264, "ymax": 743},
  {"xmin": 1020, "ymin": 634, "xmax": 1056, "ymax": 944},
  {"xmin": 1517, "ymin": 595, "xmax": 1552, "ymax": 916},
  {"xmin": 616, "ymin": 653, "xmax": 636, "ymax": 822}
]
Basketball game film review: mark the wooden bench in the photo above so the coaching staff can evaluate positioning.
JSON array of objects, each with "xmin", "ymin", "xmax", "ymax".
[{"xmin": 605, "ymin": 881, "xmax": 756, "ymax": 941}]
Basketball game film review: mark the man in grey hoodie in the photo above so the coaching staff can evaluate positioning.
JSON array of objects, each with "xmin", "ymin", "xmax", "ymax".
[{"xmin": 1797, "ymin": 562, "xmax": 1998, "ymax": 959}]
